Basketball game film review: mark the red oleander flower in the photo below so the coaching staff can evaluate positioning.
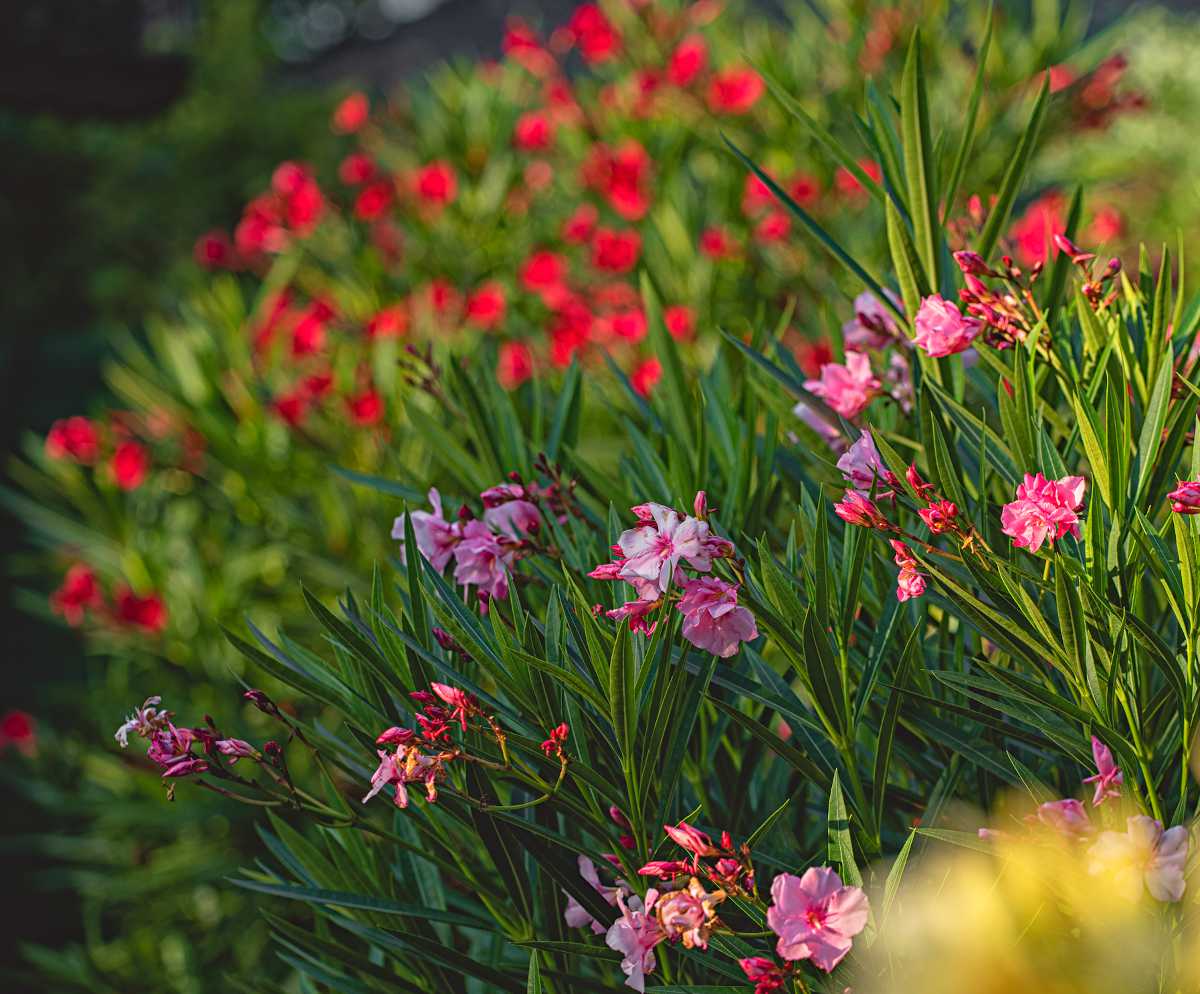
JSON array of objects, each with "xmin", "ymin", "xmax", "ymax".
[
  {"xmin": 540, "ymin": 722, "xmax": 570, "ymax": 755},
  {"xmin": 114, "ymin": 588, "xmax": 168, "ymax": 633},
  {"xmin": 466, "ymin": 282, "xmax": 507, "ymax": 329},
  {"xmin": 568, "ymin": 4, "xmax": 621, "ymax": 63},
  {"xmin": 332, "ymin": 91, "xmax": 369, "ymax": 133},
  {"xmin": 111, "ymin": 441, "xmax": 150, "ymax": 490},
  {"xmin": 919, "ymin": 500, "xmax": 959, "ymax": 534},
  {"xmin": 51, "ymin": 564, "xmax": 101, "ymax": 626},
  {"xmin": 669, "ymin": 34, "xmax": 708, "ymax": 86},
  {"xmin": 46, "ymin": 416, "xmax": 100, "ymax": 463},
  {"xmin": 707, "ymin": 66, "xmax": 764, "ymax": 114},
  {"xmin": 699, "ymin": 226, "xmax": 737, "ymax": 259},
  {"xmin": 591, "ymin": 228, "xmax": 642, "ymax": 273},
  {"xmin": 338, "ymin": 152, "xmax": 376, "ymax": 185},
  {"xmin": 193, "ymin": 230, "xmax": 236, "ymax": 269},
  {"xmin": 346, "ymin": 389, "xmax": 383, "ymax": 426},
  {"xmin": 415, "ymin": 160, "xmax": 458, "ymax": 206},
  {"xmin": 630, "ymin": 357, "xmax": 661, "ymax": 396},
  {"xmin": 664, "ymin": 305, "xmax": 695, "ymax": 341},
  {"xmin": 514, "ymin": 110, "xmax": 555, "ymax": 151},
  {"xmin": 354, "ymin": 180, "xmax": 393, "ymax": 220},
  {"xmin": 0, "ymin": 710, "xmax": 36, "ymax": 756},
  {"xmin": 366, "ymin": 303, "xmax": 409, "ymax": 340},
  {"xmin": 497, "ymin": 341, "xmax": 534, "ymax": 389}
]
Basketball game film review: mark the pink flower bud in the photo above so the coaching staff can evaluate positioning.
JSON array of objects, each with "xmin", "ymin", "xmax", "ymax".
[
  {"xmin": 1169, "ymin": 480, "xmax": 1200, "ymax": 514},
  {"xmin": 953, "ymin": 250, "xmax": 989, "ymax": 276},
  {"xmin": 376, "ymin": 726, "xmax": 416, "ymax": 745},
  {"xmin": 664, "ymin": 821, "xmax": 721, "ymax": 856}
]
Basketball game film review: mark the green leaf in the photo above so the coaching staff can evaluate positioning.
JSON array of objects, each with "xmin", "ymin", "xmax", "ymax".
[
  {"xmin": 827, "ymin": 771, "xmax": 863, "ymax": 888},
  {"xmin": 942, "ymin": 3, "xmax": 993, "ymax": 217},
  {"xmin": 899, "ymin": 29, "xmax": 940, "ymax": 288},
  {"xmin": 978, "ymin": 76, "xmax": 1051, "ymax": 259}
]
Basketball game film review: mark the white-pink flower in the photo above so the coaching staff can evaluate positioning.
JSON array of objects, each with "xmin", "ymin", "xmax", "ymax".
[
  {"xmin": 392, "ymin": 488, "xmax": 460, "ymax": 571},
  {"xmin": 676, "ymin": 576, "xmax": 757, "ymax": 658},
  {"xmin": 804, "ymin": 351, "xmax": 880, "ymax": 419},
  {"xmin": 606, "ymin": 890, "xmax": 665, "ymax": 992},
  {"xmin": 766, "ymin": 867, "xmax": 870, "ymax": 972},
  {"xmin": 564, "ymin": 855, "xmax": 625, "ymax": 935},
  {"xmin": 617, "ymin": 503, "xmax": 710, "ymax": 593},
  {"xmin": 912, "ymin": 294, "xmax": 982, "ymax": 357},
  {"xmin": 1000, "ymin": 473, "xmax": 1087, "ymax": 553},
  {"xmin": 1036, "ymin": 798, "xmax": 1092, "ymax": 836},
  {"xmin": 1087, "ymin": 815, "xmax": 1189, "ymax": 902}
]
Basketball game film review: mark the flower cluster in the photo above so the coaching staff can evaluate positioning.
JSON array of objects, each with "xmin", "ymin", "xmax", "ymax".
[
  {"xmin": 639, "ymin": 820, "xmax": 756, "ymax": 894},
  {"xmin": 393, "ymin": 469, "xmax": 575, "ymax": 606},
  {"xmin": 51, "ymin": 564, "xmax": 167, "ymax": 634},
  {"xmin": 589, "ymin": 493, "xmax": 756, "ymax": 657},
  {"xmin": 1000, "ymin": 472, "xmax": 1086, "ymax": 553}
]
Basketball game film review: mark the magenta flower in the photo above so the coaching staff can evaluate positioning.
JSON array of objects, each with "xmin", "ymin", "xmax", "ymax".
[
  {"xmin": 833, "ymin": 491, "xmax": 889, "ymax": 530},
  {"xmin": 1087, "ymin": 815, "xmax": 1189, "ymax": 902},
  {"xmin": 453, "ymin": 520, "xmax": 510, "ymax": 600},
  {"xmin": 676, "ymin": 576, "xmax": 757, "ymax": 658},
  {"xmin": 606, "ymin": 890, "xmax": 664, "ymax": 992},
  {"xmin": 391, "ymin": 488, "xmax": 460, "ymax": 571},
  {"xmin": 1000, "ymin": 473, "xmax": 1086, "ymax": 553},
  {"xmin": 912, "ymin": 294, "xmax": 982, "ymax": 357},
  {"xmin": 836, "ymin": 430, "xmax": 893, "ymax": 496},
  {"xmin": 375, "ymin": 726, "xmax": 416, "ymax": 746},
  {"xmin": 1168, "ymin": 479, "xmax": 1200, "ymax": 514},
  {"xmin": 766, "ymin": 866, "xmax": 870, "ymax": 971},
  {"xmin": 843, "ymin": 290, "xmax": 901, "ymax": 351},
  {"xmin": 663, "ymin": 821, "xmax": 721, "ymax": 857},
  {"xmin": 804, "ymin": 351, "xmax": 880, "ymax": 419},
  {"xmin": 1083, "ymin": 735, "xmax": 1123, "ymax": 806},
  {"xmin": 918, "ymin": 499, "xmax": 958, "ymax": 534},
  {"xmin": 616, "ymin": 503, "xmax": 710, "ymax": 593},
  {"xmin": 607, "ymin": 596, "xmax": 663, "ymax": 636},
  {"xmin": 739, "ymin": 956, "xmax": 786, "ymax": 994}
]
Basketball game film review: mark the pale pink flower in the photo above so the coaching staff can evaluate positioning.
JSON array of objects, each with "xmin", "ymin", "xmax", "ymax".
[
  {"xmin": 892, "ymin": 537, "xmax": 927, "ymax": 601},
  {"xmin": 843, "ymin": 290, "xmax": 901, "ymax": 351},
  {"xmin": 836, "ymin": 430, "xmax": 892, "ymax": 496},
  {"xmin": 792, "ymin": 401, "xmax": 843, "ymax": 449},
  {"xmin": 616, "ymin": 503, "xmax": 711, "ymax": 593},
  {"xmin": 912, "ymin": 294, "xmax": 982, "ymax": 357},
  {"xmin": 655, "ymin": 877, "xmax": 725, "ymax": 949},
  {"xmin": 215, "ymin": 738, "xmax": 257, "ymax": 762},
  {"xmin": 1083, "ymin": 735, "xmax": 1123, "ymax": 806},
  {"xmin": 392, "ymin": 489, "xmax": 460, "ymax": 571},
  {"xmin": 676, "ymin": 576, "xmax": 757, "ymax": 658},
  {"xmin": 804, "ymin": 351, "xmax": 880, "ymax": 419},
  {"xmin": 1036, "ymin": 798, "xmax": 1092, "ymax": 836},
  {"xmin": 1087, "ymin": 815, "xmax": 1189, "ymax": 902},
  {"xmin": 115, "ymin": 696, "xmax": 170, "ymax": 747},
  {"xmin": 453, "ymin": 520, "xmax": 509, "ymax": 599},
  {"xmin": 606, "ymin": 890, "xmax": 664, "ymax": 992},
  {"xmin": 564, "ymin": 855, "xmax": 625, "ymax": 934},
  {"xmin": 1000, "ymin": 473, "xmax": 1086, "ymax": 553},
  {"xmin": 767, "ymin": 867, "xmax": 870, "ymax": 971},
  {"xmin": 1168, "ymin": 480, "xmax": 1200, "ymax": 514},
  {"xmin": 362, "ymin": 744, "xmax": 442, "ymax": 808}
]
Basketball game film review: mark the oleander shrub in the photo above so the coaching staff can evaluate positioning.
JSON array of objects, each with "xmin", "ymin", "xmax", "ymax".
[{"xmin": 107, "ymin": 14, "xmax": 1200, "ymax": 993}]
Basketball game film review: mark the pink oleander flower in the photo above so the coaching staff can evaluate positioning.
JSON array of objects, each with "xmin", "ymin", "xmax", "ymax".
[
  {"xmin": 376, "ymin": 726, "xmax": 416, "ymax": 745},
  {"xmin": 1083, "ymin": 735, "xmax": 1123, "ymax": 806},
  {"xmin": 676, "ymin": 576, "xmax": 758, "ymax": 658},
  {"xmin": 892, "ymin": 539, "xmax": 927, "ymax": 601},
  {"xmin": 918, "ymin": 499, "xmax": 958, "ymax": 534},
  {"xmin": 804, "ymin": 351, "xmax": 880, "ymax": 419},
  {"xmin": 114, "ymin": 696, "xmax": 171, "ymax": 747},
  {"xmin": 843, "ymin": 290, "xmax": 901, "ymax": 351},
  {"xmin": 1087, "ymin": 815, "xmax": 1189, "ymax": 902},
  {"xmin": 431, "ymin": 682, "xmax": 478, "ymax": 730},
  {"xmin": 834, "ymin": 491, "xmax": 889, "ymax": 530},
  {"xmin": 564, "ymin": 855, "xmax": 627, "ymax": 934},
  {"xmin": 836, "ymin": 430, "xmax": 893, "ymax": 496},
  {"xmin": 392, "ymin": 488, "xmax": 460, "ymax": 571},
  {"xmin": 792, "ymin": 400, "xmax": 843, "ymax": 448},
  {"xmin": 767, "ymin": 866, "xmax": 870, "ymax": 971},
  {"xmin": 1035, "ymin": 798, "xmax": 1092, "ymax": 837},
  {"xmin": 362, "ymin": 743, "xmax": 443, "ymax": 809},
  {"xmin": 739, "ymin": 957, "xmax": 786, "ymax": 994},
  {"xmin": 453, "ymin": 520, "xmax": 510, "ymax": 600},
  {"xmin": 655, "ymin": 877, "xmax": 725, "ymax": 949},
  {"xmin": 615, "ymin": 502, "xmax": 720, "ymax": 593},
  {"xmin": 912, "ymin": 294, "xmax": 982, "ymax": 357},
  {"xmin": 905, "ymin": 463, "xmax": 937, "ymax": 500},
  {"xmin": 1000, "ymin": 473, "xmax": 1087, "ymax": 553},
  {"xmin": 664, "ymin": 821, "xmax": 721, "ymax": 857},
  {"xmin": 1168, "ymin": 480, "xmax": 1200, "ymax": 514},
  {"xmin": 606, "ymin": 890, "xmax": 664, "ymax": 992},
  {"xmin": 483, "ymin": 499, "xmax": 541, "ymax": 538},
  {"xmin": 607, "ymin": 596, "xmax": 663, "ymax": 635},
  {"xmin": 638, "ymin": 859, "xmax": 692, "ymax": 880}
]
